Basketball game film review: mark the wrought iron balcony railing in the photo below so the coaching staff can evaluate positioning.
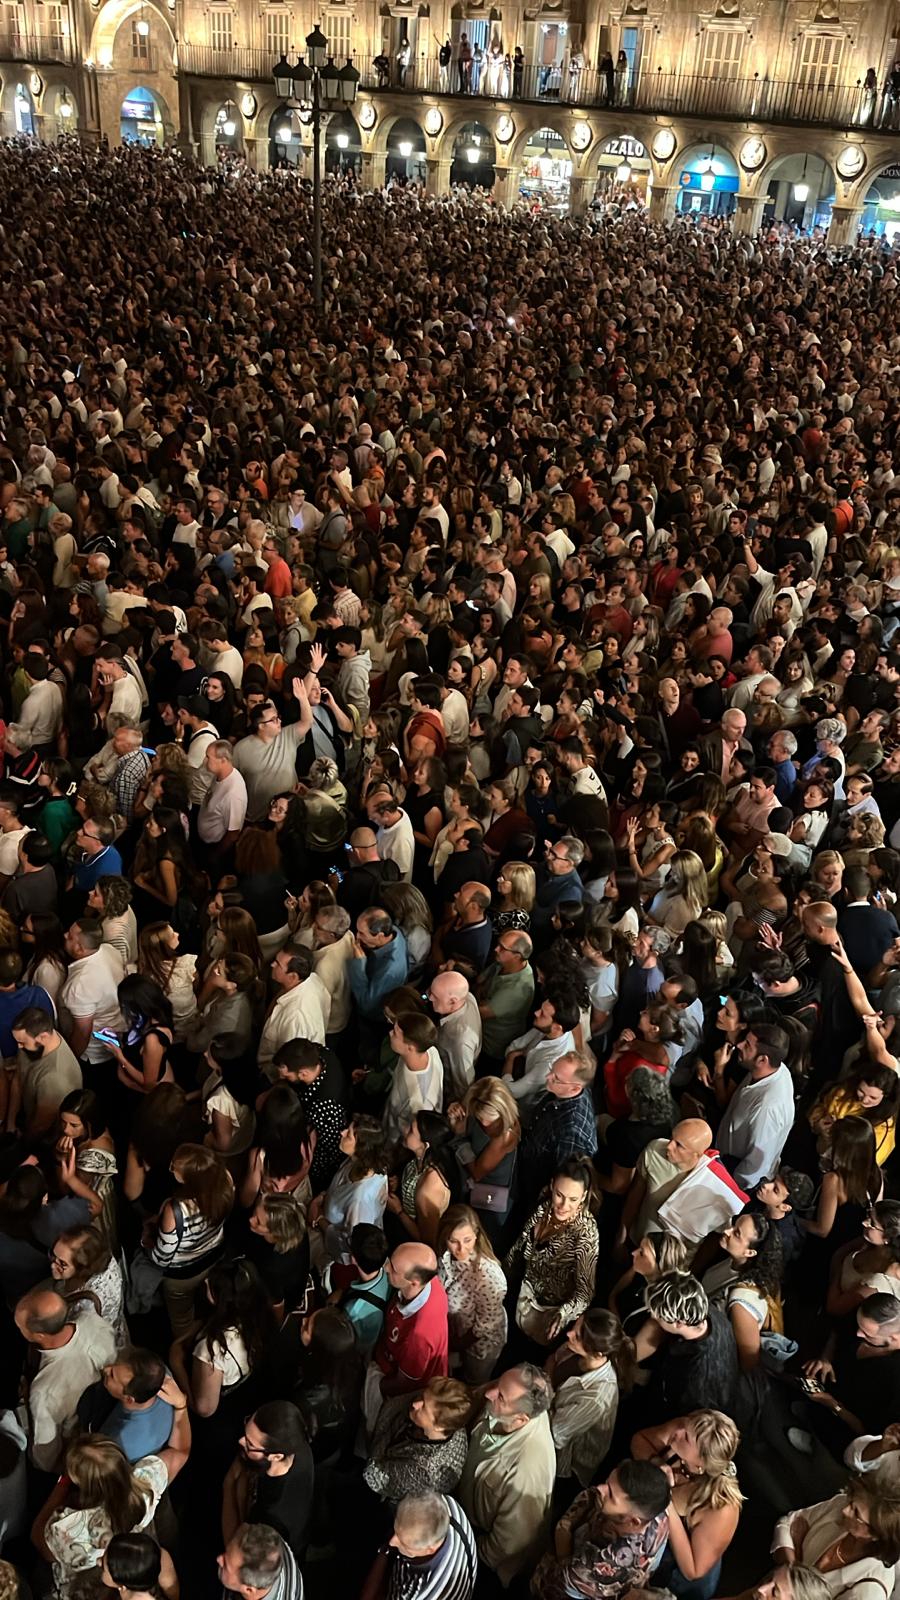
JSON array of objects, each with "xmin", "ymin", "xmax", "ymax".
[{"xmin": 175, "ymin": 47, "xmax": 900, "ymax": 137}]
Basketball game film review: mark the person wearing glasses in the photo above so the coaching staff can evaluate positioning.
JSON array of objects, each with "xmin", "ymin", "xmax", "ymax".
[
  {"xmin": 232, "ymin": 677, "xmax": 313, "ymax": 823},
  {"xmin": 222, "ymin": 1401, "xmax": 314, "ymax": 1558},
  {"xmin": 70, "ymin": 815, "xmax": 123, "ymax": 897},
  {"xmin": 531, "ymin": 837, "xmax": 585, "ymax": 943}
]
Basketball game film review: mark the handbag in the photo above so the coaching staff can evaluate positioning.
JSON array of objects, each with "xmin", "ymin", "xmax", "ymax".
[
  {"xmin": 125, "ymin": 1204, "xmax": 185, "ymax": 1316},
  {"xmin": 468, "ymin": 1180, "xmax": 511, "ymax": 1213}
]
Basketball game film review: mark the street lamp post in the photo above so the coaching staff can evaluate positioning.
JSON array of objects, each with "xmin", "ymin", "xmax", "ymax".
[{"xmin": 273, "ymin": 27, "xmax": 359, "ymax": 310}]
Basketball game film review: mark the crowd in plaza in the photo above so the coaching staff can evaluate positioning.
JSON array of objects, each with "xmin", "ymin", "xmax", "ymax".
[{"xmin": 1, "ymin": 131, "xmax": 900, "ymax": 1600}]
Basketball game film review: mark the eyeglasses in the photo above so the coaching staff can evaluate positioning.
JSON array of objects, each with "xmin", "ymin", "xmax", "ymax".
[{"xmin": 259, "ymin": 716, "xmax": 281, "ymax": 727}]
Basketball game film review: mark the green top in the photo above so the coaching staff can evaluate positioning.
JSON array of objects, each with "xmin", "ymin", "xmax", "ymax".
[
  {"xmin": 480, "ymin": 962, "xmax": 535, "ymax": 1057},
  {"xmin": 40, "ymin": 797, "xmax": 78, "ymax": 861}
]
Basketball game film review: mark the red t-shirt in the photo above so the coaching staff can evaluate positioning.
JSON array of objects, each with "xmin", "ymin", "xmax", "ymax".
[
  {"xmin": 375, "ymin": 1278, "xmax": 449, "ymax": 1389},
  {"xmin": 604, "ymin": 1049, "xmax": 667, "ymax": 1120}
]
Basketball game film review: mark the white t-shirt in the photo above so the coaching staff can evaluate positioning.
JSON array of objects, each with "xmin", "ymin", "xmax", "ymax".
[
  {"xmin": 60, "ymin": 946, "xmax": 125, "ymax": 1063},
  {"xmin": 0, "ymin": 826, "xmax": 30, "ymax": 875}
]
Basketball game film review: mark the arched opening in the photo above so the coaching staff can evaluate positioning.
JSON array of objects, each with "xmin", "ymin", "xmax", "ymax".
[
  {"xmin": 762, "ymin": 153, "xmax": 835, "ymax": 233},
  {"xmin": 325, "ymin": 108, "xmax": 360, "ymax": 177},
  {"xmin": 676, "ymin": 142, "xmax": 739, "ymax": 218},
  {"xmin": 269, "ymin": 106, "xmax": 306, "ymax": 170},
  {"xmin": 450, "ymin": 121, "xmax": 495, "ymax": 189},
  {"xmin": 386, "ymin": 116, "xmax": 425, "ymax": 185},
  {"xmin": 861, "ymin": 165, "xmax": 900, "ymax": 241},
  {"xmin": 518, "ymin": 126, "xmax": 571, "ymax": 213},
  {"xmin": 120, "ymin": 84, "xmax": 164, "ymax": 146},
  {"xmin": 214, "ymin": 100, "xmax": 242, "ymax": 156},
  {"xmin": 48, "ymin": 87, "xmax": 78, "ymax": 138},
  {"xmin": 592, "ymin": 133, "xmax": 650, "ymax": 211},
  {"xmin": 13, "ymin": 82, "xmax": 36, "ymax": 137}
]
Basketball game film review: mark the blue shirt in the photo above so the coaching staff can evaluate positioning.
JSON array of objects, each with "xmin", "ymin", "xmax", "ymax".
[
  {"xmin": 74, "ymin": 844, "xmax": 124, "ymax": 892},
  {"xmin": 0, "ymin": 983, "xmax": 54, "ymax": 1055},
  {"xmin": 102, "ymin": 1395, "xmax": 174, "ymax": 1462},
  {"xmin": 343, "ymin": 1266, "xmax": 391, "ymax": 1356},
  {"xmin": 772, "ymin": 758, "xmax": 797, "ymax": 805}
]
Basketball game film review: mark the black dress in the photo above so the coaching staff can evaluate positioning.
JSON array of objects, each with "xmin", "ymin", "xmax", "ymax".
[{"xmin": 403, "ymin": 783, "xmax": 445, "ymax": 892}]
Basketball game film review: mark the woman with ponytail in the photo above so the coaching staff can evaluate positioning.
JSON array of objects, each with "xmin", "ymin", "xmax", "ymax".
[{"xmin": 545, "ymin": 1307, "xmax": 636, "ymax": 1486}]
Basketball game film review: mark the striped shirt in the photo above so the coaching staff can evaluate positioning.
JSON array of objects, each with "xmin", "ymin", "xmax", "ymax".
[
  {"xmin": 385, "ymin": 1497, "xmax": 477, "ymax": 1600},
  {"xmin": 151, "ymin": 1199, "xmax": 226, "ymax": 1278}
]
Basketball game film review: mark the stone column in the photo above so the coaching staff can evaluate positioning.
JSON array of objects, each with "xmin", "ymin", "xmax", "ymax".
[
  {"xmin": 492, "ymin": 162, "xmax": 514, "ymax": 209},
  {"xmin": 647, "ymin": 182, "xmax": 679, "ymax": 222},
  {"xmin": 425, "ymin": 156, "xmax": 451, "ymax": 196},
  {"xmin": 359, "ymin": 148, "xmax": 379, "ymax": 189},
  {"xmin": 732, "ymin": 191, "xmax": 767, "ymax": 236},
  {"xmin": 568, "ymin": 175, "xmax": 592, "ymax": 215},
  {"xmin": 176, "ymin": 74, "xmax": 196, "ymax": 157},
  {"xmin": 827, "ymin": 203, "xmax": 863, "ymax": 247}
]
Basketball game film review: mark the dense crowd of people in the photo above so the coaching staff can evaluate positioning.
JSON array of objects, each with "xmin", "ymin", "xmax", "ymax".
[{"xmin": 1, "ymin": 132, "xmax": 900, "ymax": 1600}]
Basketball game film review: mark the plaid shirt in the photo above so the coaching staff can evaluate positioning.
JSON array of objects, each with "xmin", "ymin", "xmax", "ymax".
[
  {"xmin": 113, "ymin": 748, "xmax": 151, "ymax": 822},
  {"xmin": 518, "ymin": 1089, "xmax": 598, "ymax": 1201}
]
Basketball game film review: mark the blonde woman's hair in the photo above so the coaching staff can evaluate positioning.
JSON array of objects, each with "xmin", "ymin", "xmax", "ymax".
[
  {"xmin": 260, "ymin": 1192, "xmax": 307, "ymax": 1254},
  {"xmin": 464, "ymin": 1076, "xmax": 520, "ymax": 1137},
  {"xmin": 643, "ymin": 1232, "xmax": 690, "ymax": 1275},
  {"xmin": 813, "ymin": 849, "xmax": 845, "ymax": 877},
  {"xmin": 153, "ymin": 742, "xmax": 191, "ymax": 776},
  {"xmin": 502, "ymin": 862, "xmax": 536, "ymax": 913},
  {"xmin": 698, "ymin": 908, "xmax": 728, "ymax": 941},
  {"xmin": 65, "ymin": 1435, "xmax": 151, "ymax": 1534},
  {"xmin": 667, "ymin": 850, "xmax": 709, "ymax": 917},
  {"xmin": 529, "ymin": 573, "xmax": 552, "ymax": 604},
  {"xmin": 682, "ymin": 1410, "xmax": 744, "ymax": 1517},
  {"xmin": 437, "ymin": 1203, "xmax": 500, "ymax": 1264}
]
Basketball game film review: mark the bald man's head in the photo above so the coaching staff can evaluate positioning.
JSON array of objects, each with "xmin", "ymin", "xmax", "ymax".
[
  {"xmin": 350, "ymin": 827, "xmax": 378, "ymax": 857},
  {"xmin": 15, "ymin": 1286, "xmax": 69, "ymax": 1344},
  {"xmin": 428, "ymin": 971, "xmax": 470, "ymax": 1016},
  {"xmin": 666, "ymin": 1119, "xmax": 712, "ymax": 1171},
  {"xmin": 722, "ymin": 709, "xmax": 746, "ymax": 739},
  {"xmin": 388, "ymin": 1243, "xmax": 439, "ymax": 1301}
]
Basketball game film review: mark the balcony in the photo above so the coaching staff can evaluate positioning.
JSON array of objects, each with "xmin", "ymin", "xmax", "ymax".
[
  {"xmin": 178, "ymin": 43, "xmax": 281, "ymax": 80},
  {"xmin": 177, "ymin": 47, "xmax": 900, "ymax": 137},
  {"xmin": 0, "ymin": 29, "xmax": 75, "ymax": 66},
  {"xmin": 356, "ymin": 61, "xmax": 897, "ymax": 135}
]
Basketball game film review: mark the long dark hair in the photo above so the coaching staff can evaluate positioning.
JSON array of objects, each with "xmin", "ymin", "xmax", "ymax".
[
  {"xmin": 198, "ymin": 1258, "xmax": 275, "ymax": 1367},
  {"xmin": 118, "ymin": 974, "xmax": 174, "ymax": 1035},
  {"xmin": 415, "ymin": 1110, "xmax": 464, "ymax": 1204},
  {"xmin": 829, "ymin": 1115, "xmax": 881, "ymax": 1207},
  {"xmin": 137, "ymin": 806, "xmax": 202, "ymax": 894},
  {"xmin": 299, "ymin": 1306, "xmax": 362, "ymax": 1410},
  {"xmin": 256, "ymin": 1086, "xmax": 312, "ymax": 1178},
  {"xmin": 24, "ymin": 912, "xmax": 68, "ymax": 979},
  {"xmin": 576, "ymin": 1307, "xmax": 638, "ymax": 1393}
]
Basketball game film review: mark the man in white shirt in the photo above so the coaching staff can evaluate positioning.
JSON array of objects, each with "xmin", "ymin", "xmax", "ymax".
[
  {"xmin": 0, "ymin": 792, "xmax": 31, "ymax": 887},
  {"xmin": 170, "ymin": 497, "xmax": 201, "ymax": 550},
  {"xmin": 439, "ymin": 680, "xmax": 470, "ymax": 748},
  {"xmin": 16, "ymin": 1288, "xmax": 117, "ymax": 1471},
  {"xmin": 198, "ymin": 621, "xmax": 244, "ymax": 688},
  {"xmin": 15, "ymin": 655, "xmax": 63, "ymax": 752},
  {"xmin": 259, "ymin": 946, "xmax": 330, "ymax": 1076},
  {"xmin": 428, "ymin": 971, "xmax": 482, "ymax": 1100},
  {"xmin": 716, "ymin": 1024, "xmax": 795, "ymax": 1190},
  {"xmin": 177, "ymin": 697, "xmax": 219, "ymax": 805},
  {"xmin": 198, "ymin": 741, "xmax": 248, "ymax": 855},
  {"xmin": 502, "ymin": 994, "xmax": 580, "ymax": 1110},
  {"xmin": 557, "ymin": 738, "xmax": 607, "ymax": 803},
  {"xmin": 374, "ymin": 798, "xmax": 415, "ymax": 883},
  {"xmin": 95, "ymin": 646, "xmax": 144, "ymax": 733},
  {"xmin": 310, "ymin": 904, "xmax": 355, "ymax": 1037},
  {"xmin": 60, "ymin": 920, "xmax": 125, "ymax": 1063}
]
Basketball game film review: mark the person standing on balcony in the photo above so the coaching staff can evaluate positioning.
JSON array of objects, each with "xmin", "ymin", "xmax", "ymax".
[
  {"xmin": 615, "ymin": 48, "xmax": 630, "ymax": 105},
  {"xmin": 861, "ymin": 66, "xmax": 878, "ymax": 126},
  {"xmin": 374, "ymin": 49, "xmax": 390, "ymax": 87},
  {"xmin": 471, "ymin": 40, "xmax": 484, "ymax": 93},
  {"xmin": 883, "ymin": 60, "xmax": 900, "ymax": 129},
  {"xmin": 438, "ymin": 36, "xmax": 452, "ymax": 91},
  {"xmin": 567, "ymin": 46, "xmax": 584, "ymax": 101},
  {"xmin": 458, "ymin": 33, "xmax": 472, "ymax": 93},
  {"xmin": 599, "ymin": 51, "xmax": 614, "ymax": 104},
  {"xmin": 396, "ymin": 35, "xmax": 412, "ymax": 87},
  {"xmin": 513, "ymin": 45, "xmax": 524, "ymax": 96}
]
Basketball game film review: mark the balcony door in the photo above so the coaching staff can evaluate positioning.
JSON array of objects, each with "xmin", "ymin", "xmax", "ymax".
[{"xmin": 697, "ymin": 26, "xmax": 744, "ymax": 113}]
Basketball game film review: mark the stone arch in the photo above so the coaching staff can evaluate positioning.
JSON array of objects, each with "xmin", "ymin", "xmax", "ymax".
[
  {"xmin": 0, "ymin": 76, "xmax": 38, "ymax": 137},
  {"xmin": 840, "ymin": 147, "xmax": 900, "ymax": 209},
  {"xmin": 119, "ymin": 81, "xmax": 171, "ymax": 144},
  {"xmin": 507, "ymin": 115, "xmax": 572, "ymax": 172},
  {"xmin": 582, "ymin": 124, "xmax": 659, "ymax": 186},
  {"xmin": 673, "ymin": 135, "xmax": 741, "ymax": 217},
  {"xmin": 42, "ymin": 79, "xmax": 80, "ymax": 136},
  {"xmin": 198, "ymin": 96, "xmax": 245, "ymax": 165},
  {"xmin": 89, "ymin": 0, "xmax": 176, "ymax": 69},
  {"xmin": 371, "ymin": 108, "xmax": 426, "ymax": 159},
  {"xmin": 755, "ymin": 147, "xmax": 836, "ymax": 230}
]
